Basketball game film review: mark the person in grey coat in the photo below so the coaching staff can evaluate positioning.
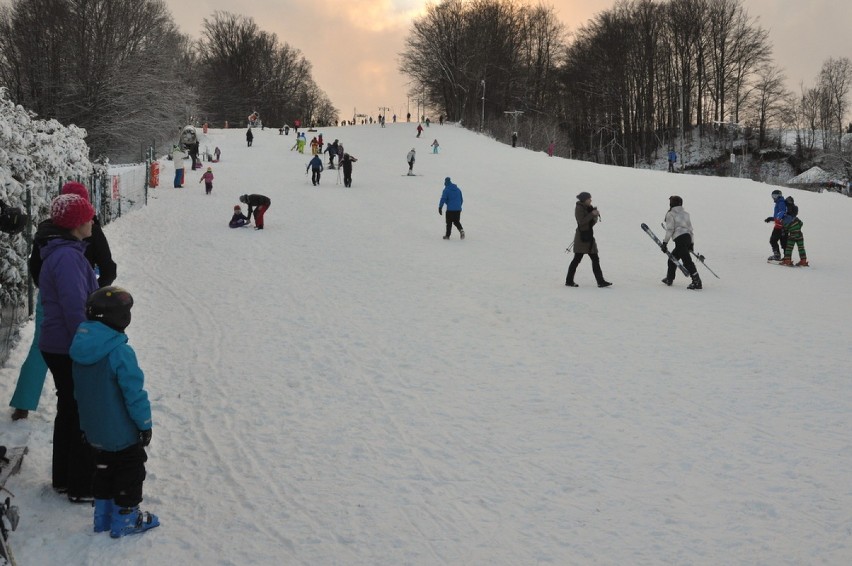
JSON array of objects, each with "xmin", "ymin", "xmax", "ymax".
[{"xmin": 565, "ymin": 192, "xmax": 611, "ymax": 287}]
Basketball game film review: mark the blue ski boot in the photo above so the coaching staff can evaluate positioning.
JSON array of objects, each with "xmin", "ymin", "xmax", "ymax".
[
  {"xmin": 110, "ymin": 505, "xmax": 160, "ymax": 538},
  {"xmin": 93, "ymin": 499, "xmax": 114, "ymax": 532}
]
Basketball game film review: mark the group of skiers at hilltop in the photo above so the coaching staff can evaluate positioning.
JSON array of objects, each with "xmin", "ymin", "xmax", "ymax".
[{"xmin": 564, "ymin": 187, "xmax": 809, "ymax": 289}]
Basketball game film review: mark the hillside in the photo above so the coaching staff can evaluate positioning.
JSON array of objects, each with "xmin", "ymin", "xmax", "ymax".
[{"xmin": 1, "ymin": 122, "xmax": 851, "ymax": 565}]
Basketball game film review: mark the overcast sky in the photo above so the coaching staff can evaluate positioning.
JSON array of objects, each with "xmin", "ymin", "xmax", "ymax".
[{"xmin": 164, "ymin": 0, "xmax": 851, "ymax": 122}]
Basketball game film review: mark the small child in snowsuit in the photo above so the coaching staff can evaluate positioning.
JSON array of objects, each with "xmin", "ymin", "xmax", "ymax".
[
  {"xmin": 70, "ymin": 286, "xmax": 159, "ymax": 538},
  {"xmin": 780, "ymin": 202, "xmax": 807, "ymax": 266},
  {"xmin": 229, "ymin": 205, "xmax": 249, "ymax": 228},
  {"xmin": 199, "ymin": 167, "xmax": 214, "ymax": 194}
]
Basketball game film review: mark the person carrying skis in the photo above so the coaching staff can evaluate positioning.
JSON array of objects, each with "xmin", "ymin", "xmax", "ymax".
[
  {"xmin": 340, "ymin": 153, "xmax": 358, "ymax": 188},
  {"xmin": 765, "ymin": 189, "xmax": 787, "ymax": 261},
  {"xmin": 438, "ymin": 177, "xmax": 464, "ymax": 240},
  {"xmin": 240, "ymin": 193, "xmax": 271, "ymax": 230},
  {"xmin": 198, "ymin": 167, "xmax": 214, "ymax": 194},
  {"xmin": 565, "ymin": 192, "xmax": 611, "ymax": 288},
  {"xmin": 307, "ymin": 155, "xmax": 324, "ymax": 186},
  {"xmin": 780, "ymin": 201, "xmax": 807, "ymax": 266},
  {"xmin": 70, "ymin": 286, "xmax": 159, "ymax": 538},
  {"xmin": 406, "ymin": 148, "xmax": 416, "ymax": 175},
  {"xmin": 325, "ymin": 139, "xmax": 339, "ymax": 168},
  {"xmin": 661, "ymin": 195, "xmax": 701, "ymax": 289}
]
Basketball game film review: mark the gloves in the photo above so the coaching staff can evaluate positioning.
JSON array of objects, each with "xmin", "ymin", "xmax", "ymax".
[
  {"xmin": 660, "ymin": 242, "xmax": 668, "ymax": 252},
  {"xmin": 139, "ymin": 429, "xmax": 152, "ymax": 447},
  {"xmin": 764, "ymin": 216, "xmax": 773, "ymax": 223},
  {"xmin": 438, "ymin": 208, "xmax": 443, "ymax": 216}
]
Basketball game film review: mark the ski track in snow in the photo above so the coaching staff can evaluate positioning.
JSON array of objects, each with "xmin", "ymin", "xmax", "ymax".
[{"xmin": 1, "ymin": 123, "xmax": 852, "ymax": 565}]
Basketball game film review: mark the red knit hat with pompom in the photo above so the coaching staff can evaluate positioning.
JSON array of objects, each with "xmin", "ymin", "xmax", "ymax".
[
  {"xmin": 50, "ymin": 194, "xmax": 95, "ymax": 229},
  {"xmin": 61, "ymin": 181, "xmax": 90, "ymax": 202}
]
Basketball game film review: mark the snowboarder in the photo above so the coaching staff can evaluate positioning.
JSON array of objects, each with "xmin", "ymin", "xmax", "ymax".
[
  {"xmin": 416, "ymin": 124, "xmax": 423, "ymax": 138},
  {"xmin": 660, "ymin": 195, "xmax": 702, "ymax": 289},
  {"xmin": 765, "ymin": 189, "xmax": 787, "ymax": 260},
  {"xmin": 406, "ymin": 148, "xmax": 416, "ymax": 175},
  {"xmin": 340, "ymin": 153, "xmax": 358, "ymax": 188},
  {"xmin": 780, "ymin": 201, "xmax": 807, "ymax": 266},
  {"xmin": 70, "ymin": 286, "xmax": 159, "ymax": 538},
  {"xmin": 668, "ymin": 148, "xmax": 677, "ymax": 172},
  {"xmin": 431, "ymin": 139, "xmax": 440, "ymax": 154},
  {"xmin": 438, "ymin": 177, "xmax": 464, "ymax": 240},
  {"xmin": 565, "ymin": 192, "xmax": 611, "ymax": 288},
  {"xmin": 229, "ymin": 205, "xmax": 250, "ymax": 228},
  {"xmin": 246, "ymin": 127, "xmax": 254, "ymax": 147},
  {"xmin": 307, "ymin": 155, "xmax": 324, "ymax": 185},
  {"xmin": 239, "ymin": 194, "xmax": 271, "ymax": 230},
  {"xmin": 198, "ymin": 167, "xmax": 214, "ymax": 194}
]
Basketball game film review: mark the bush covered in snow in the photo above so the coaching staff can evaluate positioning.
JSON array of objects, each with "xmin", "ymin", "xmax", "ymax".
[{"xmin": 0, "ymin": 88, "xmax": 94, "ymax": 312}]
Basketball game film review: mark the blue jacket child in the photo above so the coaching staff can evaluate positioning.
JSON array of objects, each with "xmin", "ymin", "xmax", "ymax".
[{"xmin": 69, "ymin": 286, "xmax": 159, "ymax": 538}]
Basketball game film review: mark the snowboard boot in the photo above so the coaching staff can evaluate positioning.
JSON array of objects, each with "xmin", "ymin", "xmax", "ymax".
[
  {"xmin": 797, "ymin": 259, "xmax": 809, "ymax": 267},
  {"xmin": 687, "ymin": 273, "xmax": 702, "ymax": 290},
  {"xmin": 110, "ymin": 505, "xmax": 160, "ymax": 538},
  {"xmin": 93, "ymin": 499, "xmax": 114, "ymax": 533},
  {"xmin": 460, "ymin": 230, "xmax": 465, "ymax": 240},
  {"xmin": 779, "ymin": 258, "xmax": 793, "ymax": 266},
  {"xmin": 661, "ymin": 278, "xmax": 673, "ymax": 286}
]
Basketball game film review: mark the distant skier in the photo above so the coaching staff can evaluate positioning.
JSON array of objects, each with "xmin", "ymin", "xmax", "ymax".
[
  {"xmin": 213, "ymin": 147, "xmax": 221, "ymax": 162},
  {"xmin": 406, "ymin": 148, "xmax": 416, "ymax": 175},
  {"xmin": 431, "ymin": 139, "xmax": 440, "ymax": 154},
  {"xmin": 668, "ymin": 148, "xmax": 677, "ymax": 172},
  {"xmin": 340, "ymin": 153, "xmax": 358, "ymax": 188},
  {"xmin": 660, "ymin": 195, "xmax": 701, "ymax": 289},
  {"xmin": 438, "ymin": 177, "xmax": 464, "ymax": 240},
  {"xmin": 239, "ymin": 194, "xmax": 271, "ymax": 230},
  {"xmin": 246, "ymin": 127, "xmax": 254, "ymax": 147},
  {"xmin": 547, "ymin": 141, "xmax": 555, "ymax": 157},
  {"xmin": 416, "ymin": 124, "xmax": 423, "ymax": 138},
  {"xmin": 765, "ymin": 189, "xmax": 787, "ymax": 261},
  {"xmin": 307, "ymin": 155, "xmax": 324, "ymax": 186}
]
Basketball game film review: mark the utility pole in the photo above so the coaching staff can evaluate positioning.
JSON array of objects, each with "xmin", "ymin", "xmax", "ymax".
[
  {"xmin": 480, "ymin": 80, "xmax": 486, "ymax": 132},
  {"xmin": 378, "ymin": 106, "xmax": 390, "ymax": 127},
  {"xmin": 678, "ymin": 84, "xmax": 685, "ymax": 172},
  {"xmin": 503, "ymin": 110, "xmax": 524, "ymax": 136}
]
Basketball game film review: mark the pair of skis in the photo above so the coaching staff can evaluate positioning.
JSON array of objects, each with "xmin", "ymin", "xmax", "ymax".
[{"xmin": 641, "ymin": 223, "xmax": 719, "ymax": 279}]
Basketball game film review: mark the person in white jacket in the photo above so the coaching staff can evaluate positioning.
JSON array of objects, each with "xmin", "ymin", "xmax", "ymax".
[
  {"xmin": 171, "ymin": 145, "xmax": 185, "ymax": 188},
  {"xmin": 661, "ymin": 195, "xmax": 701, "ymax": 289},
  {"xmin": 406, "ymin": 148, "xmax": 416, "ymax": 175}
]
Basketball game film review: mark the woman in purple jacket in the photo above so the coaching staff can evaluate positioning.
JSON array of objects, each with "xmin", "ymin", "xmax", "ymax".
[{"xmin": 37, "ymin": 194, "xmax": 99, "ymax": 502}]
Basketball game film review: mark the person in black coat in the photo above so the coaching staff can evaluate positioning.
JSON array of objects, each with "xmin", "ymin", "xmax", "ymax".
[
  {"xmin": 340, "ymin": 153, "xmax": 358, "ymax": 188},
  {"xmin": 246, "ymin": 127, "xmax": 254, "ymax": 147},
  {"xmin": 30, "ymin": 182, "xmax": 117, "ymax": 287},
  {"xmin": 239, "ymin": 194, "xmax": 271, "ymax": 230}
]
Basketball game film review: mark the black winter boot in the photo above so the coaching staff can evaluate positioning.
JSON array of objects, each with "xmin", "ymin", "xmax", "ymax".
[{"xmin": 687, "ymin": 273, "xmax": 702, "ymax": 290}]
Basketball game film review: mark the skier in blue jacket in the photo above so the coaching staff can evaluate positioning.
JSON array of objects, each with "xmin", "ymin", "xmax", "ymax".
[
  {"xmin": 70, "ymin": 286, "xmax": 159, "ymax": 538},
  {"xmin": 438, "ymin": 177, "xmax": 465, "ymax": 240},
  {"xmin": 765, "ymin": 189, "xmax": 788, "ymax": 260}
]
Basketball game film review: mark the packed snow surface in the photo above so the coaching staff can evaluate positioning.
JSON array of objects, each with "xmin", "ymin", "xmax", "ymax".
[{"xmin": 2, "ymin": 123, "xmax": 851, "ymax": 565}]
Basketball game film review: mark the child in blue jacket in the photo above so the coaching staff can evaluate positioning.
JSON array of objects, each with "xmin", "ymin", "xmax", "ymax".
[{"xmin": 70, "ymin": 286, "xmax": 159, "ymax": 538}]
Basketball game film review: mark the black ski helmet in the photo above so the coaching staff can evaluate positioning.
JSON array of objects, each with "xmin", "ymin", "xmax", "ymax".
[
  {"xmin": 86, "ymin": 286, "xmax": 134, "ymax": 332},
  {"xmin": 669, "ymin": 195, "xmax": 683, "ymax": 207}
]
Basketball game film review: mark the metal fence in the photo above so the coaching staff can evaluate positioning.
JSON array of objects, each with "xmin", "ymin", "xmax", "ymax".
[{"xmin": 0, "ymin": 161, "xmax": 150, "ymax": 365}]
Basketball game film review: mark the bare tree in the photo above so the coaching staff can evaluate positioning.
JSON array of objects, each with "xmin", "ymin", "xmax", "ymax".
[
  {"xmin": 818, "ymin": 57, "xmax": 852, "ymax": 151},
  {"xmin": 748, "ymin": 64, "xmax": 789, "ymax": 148}
]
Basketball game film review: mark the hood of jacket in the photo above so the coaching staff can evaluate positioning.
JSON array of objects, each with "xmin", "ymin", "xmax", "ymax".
[
  {"xmin": 70, "ymin": 320, "xmax": 128, "ymax": 365},
  {"xmin": 40, "ymin": 233, "xmax": 88, "ymax": 261}
]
